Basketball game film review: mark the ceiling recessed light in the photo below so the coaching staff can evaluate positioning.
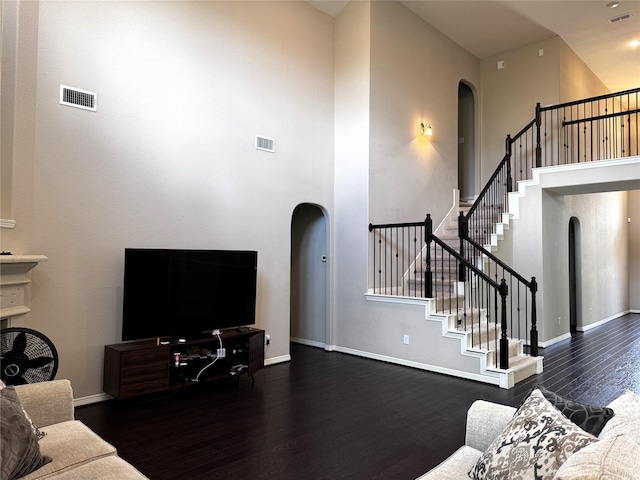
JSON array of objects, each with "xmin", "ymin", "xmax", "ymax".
[
  {"xmin": 630, "ymin": 40, "xmax": 640, "ymax": 48},
  {"xmin": 607, "ymin": 1, "xmax": 620, "ymax": 8}
]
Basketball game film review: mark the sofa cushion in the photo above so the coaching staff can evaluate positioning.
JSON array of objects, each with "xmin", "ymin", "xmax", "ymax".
[
  {"xmin": 468, "ymin": 388, "xmax": 597, "ymax": 480},
  {"xmin": 533, "ymin": 385, "xmax": 615, "ymax": 436},
  {"xmin": 415, "ymin": 446, "xmax": 481, "ymax": 480},
  {"xmin": 20, "ymin": 420, "xmax": 117, "ymax": 479},
  {"xmin": 0, "ymin": 386, "xmax": 52, "ymax": 480},
  {"xmin": 465, "ymin": 400, "xmax": 517, "ymax": 452},
  {"xmin": 552, "ymin": 433, "xmax": 640, "ymax": 479},
  {"xmin": 14, "ymin": 380, "xmax": 75, "ymax": 428},
  {"xmin": 599, "ymin": 390, "xmax": 640, "ymax": 444},
  {"xmin": 41, "ymin": 455, "xmax": 149, "ymax": 479}
]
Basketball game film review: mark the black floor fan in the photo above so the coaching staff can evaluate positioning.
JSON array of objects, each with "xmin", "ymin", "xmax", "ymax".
[{"xmin": 1, "ymin": 327, "xmax": 59, "ymax": 385}]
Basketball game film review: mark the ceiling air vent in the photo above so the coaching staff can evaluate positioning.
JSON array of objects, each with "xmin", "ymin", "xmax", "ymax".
[
  {"xmin": 60, "ymin": 85, "xmax": 97, "ymax": 111},
  {"xmin": 256, "ymin": 135, "xmax": 275, "ymax": 153},
  {"xmin": 609, "ymin": 12, "xmax": 632, "ymax": 23}
]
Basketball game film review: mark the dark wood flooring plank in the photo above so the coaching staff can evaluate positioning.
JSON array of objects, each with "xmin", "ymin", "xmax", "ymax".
[{"xmin": 75, "ymin": 313, "xmax": 640, "ymax": 479}]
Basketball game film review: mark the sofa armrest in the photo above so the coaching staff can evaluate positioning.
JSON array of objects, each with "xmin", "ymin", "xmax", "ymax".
[
  {"xmin": 465, "ymin": 400, "xmax": 516, "ymax": 452},
  {"xmin": 14, "ymin": 379, "xmax": 75, "ymax": 427}
]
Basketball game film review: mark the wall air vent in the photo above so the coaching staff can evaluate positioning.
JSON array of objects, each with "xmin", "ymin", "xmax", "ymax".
[
  {"xmin": 609, "ymin": 12, "xmax": 632, "ymax": 23},
  {"xmin": 256, "ymin": 135, "xmax": 275, "ymax": 153},
  {"xmin": 60, "ymin": 85, "xmax": 97, "ymax": 111}
]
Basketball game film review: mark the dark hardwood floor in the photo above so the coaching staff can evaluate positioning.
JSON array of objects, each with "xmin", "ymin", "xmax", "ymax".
[{"xmin": 76, "ymin": 313, "xmax": 640, "ymax": 480}]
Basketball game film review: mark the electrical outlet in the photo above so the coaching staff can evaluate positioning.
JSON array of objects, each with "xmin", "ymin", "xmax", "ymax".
[
  {"xmin": 403, "ymin": 335, "xmax": 409, "ymax": 345},
  {"xmin": 265, "ymin": 334, "xmax": 270, "ymax": 345}
]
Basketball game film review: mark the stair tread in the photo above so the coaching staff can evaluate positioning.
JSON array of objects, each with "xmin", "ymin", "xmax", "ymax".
[{"xmin": 490, "ymin": 354, "xmax": 541, "ymax": 375}]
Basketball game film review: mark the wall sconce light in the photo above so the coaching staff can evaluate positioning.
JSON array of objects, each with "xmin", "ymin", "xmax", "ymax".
[{"xmin": 420, "ymin": 122, "xmax": 432, "ymax": 136}]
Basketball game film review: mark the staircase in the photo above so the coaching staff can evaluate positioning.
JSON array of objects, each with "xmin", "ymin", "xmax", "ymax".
[
  {"xmin": 367, "ymin": 87, "xmax": 639, "ymax": 389},
  {"xmin": 423, "ymin": 202, "xmax": 542, "ymax": 388},
  {"xmin": 368, "ymin": 196, "xmax": 542, "ymax": 388}
]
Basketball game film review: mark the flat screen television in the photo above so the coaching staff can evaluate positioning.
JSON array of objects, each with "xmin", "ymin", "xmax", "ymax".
[{"xmin": 122, "ymin": 249, "xmax": 257, "ymax": 341}]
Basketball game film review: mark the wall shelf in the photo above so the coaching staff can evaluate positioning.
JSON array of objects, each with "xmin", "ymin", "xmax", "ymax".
[{"xmin": 0, "ymin": 255, "xmax": 48, "ymax": 323}]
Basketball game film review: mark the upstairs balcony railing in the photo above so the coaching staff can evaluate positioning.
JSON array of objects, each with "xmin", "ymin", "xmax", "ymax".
[{"xmin": 465, "ymin": 87, "xmax": 639, "ymax": 249}]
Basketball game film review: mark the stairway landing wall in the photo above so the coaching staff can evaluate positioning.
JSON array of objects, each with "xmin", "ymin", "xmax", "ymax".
[{"xmin": 510, "ymin": 159, "xmax": 638, "ymax": 345}]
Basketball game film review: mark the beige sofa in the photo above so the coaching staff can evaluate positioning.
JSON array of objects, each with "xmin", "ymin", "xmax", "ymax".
[
  {"xmin": 12, "ymin": 379, "xmax": 148, "ymax": 479},
  {"xmin": 418, "ymin": 388, "xmax": 640, "ymax": 479}
]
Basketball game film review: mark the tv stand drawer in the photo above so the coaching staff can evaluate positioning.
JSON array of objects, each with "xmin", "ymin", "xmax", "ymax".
[{"xmin": 104, "ymin": 344, "xmax": 170, "ymax": 399}]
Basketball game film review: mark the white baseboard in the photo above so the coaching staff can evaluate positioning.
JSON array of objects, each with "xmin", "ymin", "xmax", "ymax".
[
  {"xmin": 330, "ymin": 345, "xmax": 501, "ymax": 387},
  {"xmin": 264, "ymin": 354, "xmax": 291, "ymax": 366},
  {"xmin": 540, "ymin": 332, "xmax": 572, "ymax": 348},
  {"xmin": 542, "ymin": 310, "xmax": 632, "ymax": 347},
  {"xmin": 291, "ymin": 338, "xmax": 500, "ymax": 385},
  {"xmin": 290, "ymin": 337, "xmax": 326, "ymax": 349},
  {"xmin": 74, "ymin": 392, "xmax": 111, "ymax": 407},
  {"xmin": 578, "ymin": 310, "xmax": 630, "ymax": 333}
]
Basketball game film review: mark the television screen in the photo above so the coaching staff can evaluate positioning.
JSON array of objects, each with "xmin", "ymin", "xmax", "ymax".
[{"xmin": 122, "ymin": 249, "xmax": 257, "ymax": 341}]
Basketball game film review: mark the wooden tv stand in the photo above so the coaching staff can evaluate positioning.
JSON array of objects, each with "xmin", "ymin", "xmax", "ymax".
[{"xmin": 103, "ymin": 327, "xmax": 264, "ymax": 400}]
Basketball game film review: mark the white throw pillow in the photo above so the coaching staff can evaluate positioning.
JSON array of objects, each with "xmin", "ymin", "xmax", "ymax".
[
  {"xmin": 599, "ymin": 390, "xmax": 640, "ymax": 445},
  {"xmin": 468, "ymin": 389, "xmax": 597, "ymax": 480},
  {"xmin": 552, "ymin": 433, "xmax": 640, "ymax": 479}
]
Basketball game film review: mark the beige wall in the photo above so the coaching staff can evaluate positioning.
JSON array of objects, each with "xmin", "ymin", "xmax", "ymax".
[
  {"xmin": 544, "ymin": 191, "xmax": 629, "ymax": 340},
  {"xmin": 479, "ymin": 37, "xmax": 611, "ymax": 185},
  {"xmin": 333, "ymin": 1, "xmax": 481, "ymax": 361},
  {"xmin": 480, "ymin": 37, "xmax": 560, "ymax": 183},
  {"xmin": 333, "ymin": 0, "xmax": 371, "ymax": 347},
  {"xmin": 3, "ymin": 0, "xmax": 335, "ymax": 398},
  {"xmin": 368, "ymin": 1, "xmax": 479, "ymax": 225},
  {"xmin": 1, "ymin": 0, "xmax": 39, "ymax": 226},
  {"xmin": 559, "ymin": 41, "xmax": 609, "ymax": 103},
  {"xmin": 630, "ymin": 190, "xmax": 640, "ymax": 311},
  {"xmin": 510, "ymin": 160, "xmax": 635, "ymax": 344}
]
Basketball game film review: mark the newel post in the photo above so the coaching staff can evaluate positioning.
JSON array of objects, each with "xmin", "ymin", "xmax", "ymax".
[
  {"xmin": 458, "ymin": 212, "xmax": 467, "ymax": 282},
  {"xmin": 425, "ymin": 214, "xmax": 433, "ymax": 298},
  {"xmin": 505, "ymin": 134, "xmax": 513, "ymax": 192},
  {"xmin": 499, "ymin": 279, "xmax": 509, "ymax": 369},
  {"xmin": 529, "ymin": 277, "xmax": 539, "ymax": 357},
  {"xmin": 535, "ymin": 103, "xmax": 542, "ymax": 168}
]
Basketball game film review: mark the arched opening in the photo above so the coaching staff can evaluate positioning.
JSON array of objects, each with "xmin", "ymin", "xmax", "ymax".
[
  {"xmin": 458, "ymin": 81, "xmax": 477, "ymax": 201},
  {"xmin": 290, "ymin": 203, "xmax": 329, "ymax": 349},
  {"xmin": 569, "ymin": 217, "xmax": 582, "ymax": 335}
]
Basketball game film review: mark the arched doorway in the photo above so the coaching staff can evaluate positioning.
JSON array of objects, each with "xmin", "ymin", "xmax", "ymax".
[
  {"xmin": 290, "ymin": 204, "xmax": 329, "ymax": 348},
  {"xmin": 458, "ymin": 82, "xmax": 476, "ymax": 201},
  {"xmin": 569, "ymin": 217, "xmax": 581, "ymax": 335}
]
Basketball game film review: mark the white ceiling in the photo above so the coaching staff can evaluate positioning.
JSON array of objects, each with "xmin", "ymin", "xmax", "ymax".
[{"xmin": 307, "ymin": 0, "xmax": 640, "ymax": 93}]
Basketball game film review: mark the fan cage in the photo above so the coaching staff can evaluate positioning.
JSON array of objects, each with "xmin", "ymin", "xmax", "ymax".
[{"xmin": 1, "ymin": 327, "xmax": 59, "ymax": 385}]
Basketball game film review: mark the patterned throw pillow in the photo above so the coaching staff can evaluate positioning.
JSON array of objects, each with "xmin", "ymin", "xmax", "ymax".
[
  {"xmin": 0, "ymin": 386, "xmax": 51, "ymax": 480},
  {"xmin": 468, "ymin": 388, "xmax": 597, "ymax": 480},
  {"xmin": 0, "ymin": 380, "xmax": 46, "ymax": 440},
  {"xmin": 533, "ymin": 385, "xmax": 615, "ymax": 436}
]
